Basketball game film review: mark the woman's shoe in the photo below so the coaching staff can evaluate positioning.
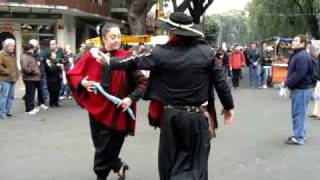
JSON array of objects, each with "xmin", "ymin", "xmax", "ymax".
[
  {"xmin": 118, "ymin": 163, "xmax": 129, "ymax": 180},
  {"xmin": 308, "ymin": 114, "xmax": 317, "ymax": 117},
  {"xmin": 96, "ymin": 177, "xmax": 106, "ymax": 180}
]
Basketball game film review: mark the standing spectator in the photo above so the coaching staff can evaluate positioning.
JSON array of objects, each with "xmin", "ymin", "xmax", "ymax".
[
  {"xmin": 229, "ymin": 44, "xmax": 246, "ymax": 89},
  {"xmin": 283, "ymin": 34, "xmax": 313, "ymax": 145},
  {"xmin": 41, "ymin": 40, "xmax": 64, "ymax": 103},
  {"xmin": 215, "ymin": 49, "xmax": 224, "ymax": 65},
  {"xmin": 0, "ymin": 38, "xmax": 19, "ymax": 119},
  {"xmin": 74, "ymin": 43, "xmax": 86, "ymax": 65},
  {"xmin": 97, "ymin": 12, "xmax": 234, "ymax": 180},
  {"xmin": 44, "ymin": 52, "xmax": 62, "ymax": 107},
  {"xmin": 59, "ymin": 44, "xmax": 74, "ymax": 100},
  {"xmin": 261, "ymin": 46, "xmax": 274, "ymax": 88},
  {"xmin": 67, "ymin": 22, "xmax": 147, "ymax": 180},
  {"xmin": 222, "ymin": 49, "xmax": 231, "ymax": 78},
  {"xmin": 247, "ymin": 43, "xmax": 261, "ymax": 88},
  {"xmin": 20, "ymin": 43, "xmax": 41, "ymax": 114},
  {"xmin": 308, "ymin": 44, "xmax": 320, "ymax": 119},
  {"xmin": 29, "ymin": 39, "xmax": 48, "ymax": 110}
]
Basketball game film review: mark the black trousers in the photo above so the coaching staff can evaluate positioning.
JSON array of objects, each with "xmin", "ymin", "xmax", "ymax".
[
  {"xmin": 89, "ymin": 114, "xmax": 126, "ymax": 178},
  {"xmin": 159, "ymin": 109, "xmax": 210, "ymax": 180},
  {"xmin": 23, "ymin": 80, "xmax": 44, "ymax": 112},
  {"xmin": 48, "ymin": 90, "xmax": 59, "ymax": 106},
  {"xmin": 35, "ymin": 79, "xmax": 45, "ymax": 105},
  {"xmin": 232, "ymin": 69, "xmax": 241, "ymax": 88}
]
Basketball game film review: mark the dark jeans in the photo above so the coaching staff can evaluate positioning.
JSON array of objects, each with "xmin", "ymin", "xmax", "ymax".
[
  {"xmin": 59, "ymin": 83, "xmax": 72, "ymax": 97},
  {"xmin": 223, "ymin": 65, "xmax": 231, "ymax": 78},
  {"xmin": 48, "ymin": 90, "xmax": 59, "ymax": 106},
  {"xmin": 89, "ymin": 114, "xmax": 126, "ymax": 178},
  {"xmin": 291, "ymin": 89, "xmax": 312, "ymax": 141},
  {"xmin": 41, "ymin": 74, "xmax": 49, "ymax": 100},
  {"xmin": 23, "ymin": 80, "xmax": 44, "ymax": 112},
  {"xmin": 249, "ymin": 64, "xmax": 261, "ymax": 88},
  {"xmin": 232, "ymin": 69, "xmax": 241, "ymax": 88}
]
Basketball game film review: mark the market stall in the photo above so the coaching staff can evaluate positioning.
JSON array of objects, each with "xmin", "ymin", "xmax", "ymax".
[{"xmin": 262, "ymin": 37, "xmax": 292, "ymax": 84}]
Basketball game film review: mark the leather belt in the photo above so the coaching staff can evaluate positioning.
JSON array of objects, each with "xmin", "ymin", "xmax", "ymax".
[{"xmin": 164, "ymin": 104, "xmax": 206, "ymax": 113}]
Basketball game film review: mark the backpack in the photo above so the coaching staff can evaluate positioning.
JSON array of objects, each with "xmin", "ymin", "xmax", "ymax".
[{"xmin": 311, "ymin": 58, "xmax": 320, "ymax": 81}]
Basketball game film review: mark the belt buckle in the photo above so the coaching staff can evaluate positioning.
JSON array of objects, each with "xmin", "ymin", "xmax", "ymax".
[{"xmin": 186, "ymin": 106, "xmax": 191, "ymax": 112}]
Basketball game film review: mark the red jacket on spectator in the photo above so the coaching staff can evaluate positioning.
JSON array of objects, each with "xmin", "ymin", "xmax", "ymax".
[{"xmin": 229, "ymin": 50, "xmax": 246, "ymax": 69}]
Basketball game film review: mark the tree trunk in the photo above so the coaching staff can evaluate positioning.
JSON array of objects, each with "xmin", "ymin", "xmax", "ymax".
[
  {"xmin": 307, "ymin": 15, "xmax": 320, "ymax": 39},
  {"xmin": 172, "ymin": 0, "xmax": 191, "ymax": 12},
  {"xmin": 292, "ymin": 0, "xmax": 320, "ymax": 39},
  {"xmin": 126, "ymin": 0, "xmax": 154, "ymax": 35},
  {"xmin": 172, "ymin": 0, "xmax": 214, "ymax": 24}
]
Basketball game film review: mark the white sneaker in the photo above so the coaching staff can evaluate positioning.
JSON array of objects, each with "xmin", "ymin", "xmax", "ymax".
[
  {"xmin": 40, "ymin": 104, "xmax": 48, "ymax": 110},
  {"xmin": 34, "ymin": 107, "xmax": 40, "ymax": 113},
  {"xmin": 28, "ymin": 108, "xmax": 38, "ymax": 115},
  {"xmin": 263, "ymin": 85, "xmax": 268, "ymax": 89},
  {"xmin": 59, "ymin": 96, "xmax": 65, "ymax": 100},
  {"xmin": 68, "ymin": 96, "xmax": 73, "ymax": 100}
]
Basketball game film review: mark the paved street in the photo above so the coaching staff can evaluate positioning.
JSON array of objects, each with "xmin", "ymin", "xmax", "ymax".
[{"xmin": 1, "ymin": 74, "xmax": 320, "ymax": 180}]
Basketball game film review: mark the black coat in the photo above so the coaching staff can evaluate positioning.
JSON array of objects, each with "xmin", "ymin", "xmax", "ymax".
[
  {"xmin": 110, "ymin": 39, "xmax": 234, "ymax": 110},
  {"xmin": 110, "ymin": 38, "xmax": 234, "ymax": 180},
  {"xmin": 44, "ymin": 59, "xmax": 62, "ymax": 92},
  {"xmin": 285, "ymin": 48, "xmax": 313, "ymax": 89}
]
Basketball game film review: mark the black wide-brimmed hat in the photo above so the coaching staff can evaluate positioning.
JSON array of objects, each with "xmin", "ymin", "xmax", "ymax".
[{"xmin": 155, "ymin": 12, "xmax": 204, "ymax": 38}]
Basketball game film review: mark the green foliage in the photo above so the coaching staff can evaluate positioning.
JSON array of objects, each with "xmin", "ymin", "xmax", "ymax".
[
  {"xmin": 208, "ymin": 11, "xmax": 249, "ymax": 47},
  {"xmin": 203, "ymin": 16, "xmax": 219, "ymax": 43},
  {"xmin": 247, "ymin": 0, "xmax": 320, "ymax": 41}
]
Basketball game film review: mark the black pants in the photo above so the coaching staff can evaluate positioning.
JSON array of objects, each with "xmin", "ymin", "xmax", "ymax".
[
  {"xmin": 48, "ymin": 90, "xmax": 59, "ymax": 106},
  {"xmin": 23, "ymin": 80, "xmax": 44, "ymax": 112},
  {"xmin": 89, "ymin": 114, "xmax": 126, "ymax": 178},
  {"xmin": 232, "ymin": 69, "xmax": 241, "ymax": 88},
  {"xmin": 35, "ymin": 79, "xmax": 45, "ymax": 105},
  {"xmin": 159, "ymin": 109, "xmax": 210, "ymax": 180}
]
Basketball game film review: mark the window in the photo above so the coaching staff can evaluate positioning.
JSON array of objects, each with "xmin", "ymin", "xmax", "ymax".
[
  {"xmin": 21, "ymin": 24, "xmax": 55, "ymax": 51},
  {"xmin": 93, "ymin": 0, "xmax": 103, "ymax": 5}
]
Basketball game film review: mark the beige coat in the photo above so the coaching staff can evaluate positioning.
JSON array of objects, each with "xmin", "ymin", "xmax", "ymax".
[{"xmin": 0, "ymin": 50, "xmax": 19, "ymax": 82}]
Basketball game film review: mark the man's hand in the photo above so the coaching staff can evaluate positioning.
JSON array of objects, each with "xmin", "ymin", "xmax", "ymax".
[
  {"xmin": 81, "ymin": 76, "xmax": 96, "ymax": 92},
  {"xmin": 221, "ymin": 109, "xmax": 234, "ymax": 125},
  {"xmin": 96, "ymin": 51, "xmax": 110, "ymax": 66},
  {"xmin": 117, "ymin": 97, "xmax": 133, "ymax": 111}
]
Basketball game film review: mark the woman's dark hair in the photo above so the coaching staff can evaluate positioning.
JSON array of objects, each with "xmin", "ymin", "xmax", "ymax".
[
  {"xmin": 97, "ymin": 22, "xmax": 120, "ymax": 46},
  {"xmin": 22, "ymin": 43, "xmax": 34, "ymax": 53}
]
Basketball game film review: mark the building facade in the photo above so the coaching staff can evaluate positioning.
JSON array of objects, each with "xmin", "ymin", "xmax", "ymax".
[{"xmin": 0, "ymin": 0, "xmax": 113, "ymax": 62}]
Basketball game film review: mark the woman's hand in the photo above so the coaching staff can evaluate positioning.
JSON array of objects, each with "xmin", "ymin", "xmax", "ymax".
[
  {"xmin": 96, "ymin": 51, "xmax": 110, "ymax": 66},
  {"xmin": 117, "ymin": 97, "xmax": 133, "ymax": 111},
  {"xmin": 81, "ymin": 76, "xmax": 96, "ymax": 92}
]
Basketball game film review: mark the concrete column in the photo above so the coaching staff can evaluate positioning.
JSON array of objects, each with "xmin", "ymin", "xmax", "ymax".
[
  {"xmin": 56, "ymin": 18, "xmax": 65, "ymax": 48},
  {"xmin": 56, "ymin": 14, "xmax": 76, "ymax": 52},
  {"xmin": 13, "ymin": 23, "xmax": 21, "ymax": 70}
]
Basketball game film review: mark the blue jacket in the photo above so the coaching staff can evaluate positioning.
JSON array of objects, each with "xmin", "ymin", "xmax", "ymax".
[
  {"xmin": 285, "ymin": 48, "xmax": 313, "ymax": 89},
  {"xmin": 248, "ymin": 49, "xmax": 260, "ymax": 65}
]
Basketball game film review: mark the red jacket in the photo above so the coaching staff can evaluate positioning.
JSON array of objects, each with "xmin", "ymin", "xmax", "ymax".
[
  {"xmin": 67, "ymin": 49, "xmax": 147, "ymax": 135},
  {"xmin": 229, "ymin": 50, "xmax": 246, "ymax": 69}
]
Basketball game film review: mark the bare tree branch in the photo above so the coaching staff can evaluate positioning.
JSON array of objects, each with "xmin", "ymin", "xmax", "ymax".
[
  {"xmin": 203, "ymin": 0, "xmax": 214, "ymax": 11},
  {"xmin": 292, "ymin": 0, "xmax": 304, "ymax": 12},
  {"xmin": 172, "ymin": 0, "xmax": 192, "ymax": 12},
  {"xmin": 172, "ymin": 0, "xmax": 178, "ymax": 11}
]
